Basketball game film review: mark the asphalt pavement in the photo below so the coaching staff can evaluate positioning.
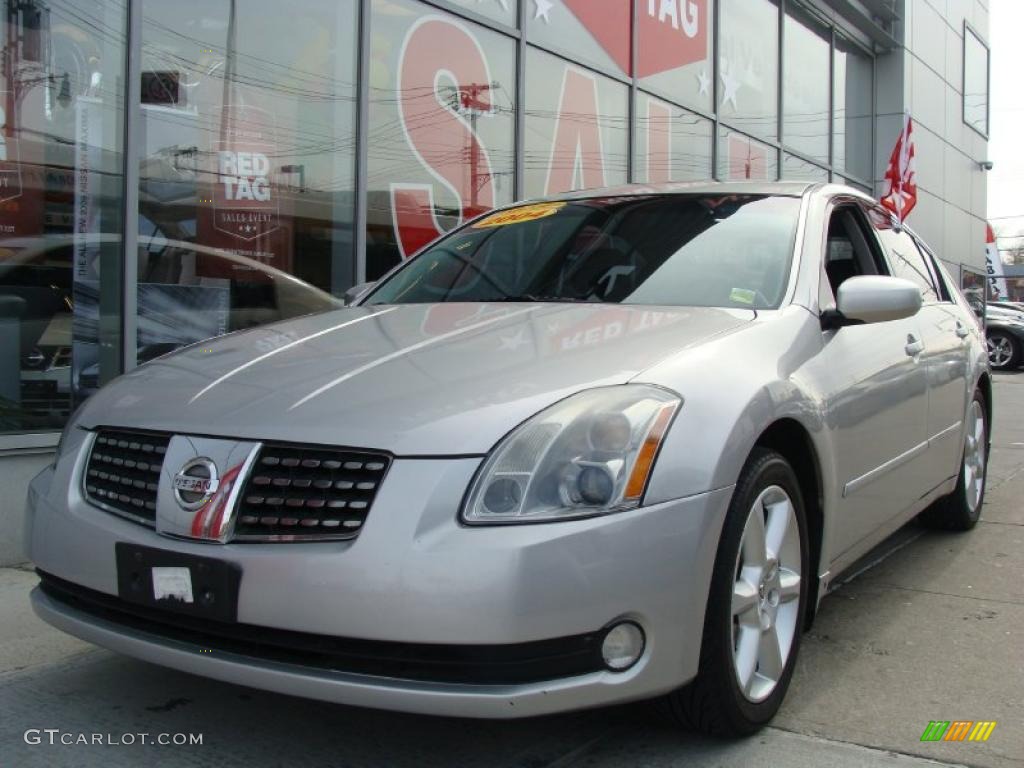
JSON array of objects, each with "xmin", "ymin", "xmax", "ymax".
[{"xmin": 1, "ymin": 374, "xmax": 1021, "ymax": 768}]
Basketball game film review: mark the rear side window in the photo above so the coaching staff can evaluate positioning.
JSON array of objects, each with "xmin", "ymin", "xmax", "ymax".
[
  {"xmin": 866, "ymin": 208, "xmax": 939, "ymax": 303},
  {"xmin": 913, "ymin": 237, "xmax": 953, "ymax": 302}
]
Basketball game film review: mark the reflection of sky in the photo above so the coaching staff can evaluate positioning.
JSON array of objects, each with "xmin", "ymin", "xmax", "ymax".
[
  {"xmin": 142, "ymin": 0, "xmax": 358, "ymax": 192},
  {"xmin": 137, "ymin": 283, "xmax": 229, "ymax": 346}
]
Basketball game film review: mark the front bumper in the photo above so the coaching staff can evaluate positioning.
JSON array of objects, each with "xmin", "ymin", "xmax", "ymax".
[{"xmin": 24, "ymin": 444, "xmax": 732, "ymax": 718}]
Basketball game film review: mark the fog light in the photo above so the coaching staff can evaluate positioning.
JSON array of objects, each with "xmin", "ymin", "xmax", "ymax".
[{"xmin": 601, "ymin": 621, "xmax": 645, "ymax": 671}]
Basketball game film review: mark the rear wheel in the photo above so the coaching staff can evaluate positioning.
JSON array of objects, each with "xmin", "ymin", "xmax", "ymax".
[
  {"xmin": 987, "ymin": 331, "xmax": 1020, "ymax": 370},
  {"xmin": 920, "ymin": 389, "xmax": 988, "ymax": 531},
  {"xmin": 660, "ymin": 448, "xmax": 808, "ymax": 736}
]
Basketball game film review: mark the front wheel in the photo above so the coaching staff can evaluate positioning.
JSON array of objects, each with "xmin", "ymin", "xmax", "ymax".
[
  {"xmin": 920, "ymin": 389, "xmax": 988, "ymax": 531},
  {"xmin": 659, "ymin": 448, "xmax": 808, "ymax": 736},
  {"xmin": 987, "ymin": 331, "xmax": 1021, "ymax": 370}
]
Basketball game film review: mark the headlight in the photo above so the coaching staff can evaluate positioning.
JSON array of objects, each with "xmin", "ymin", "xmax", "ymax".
[{"xmin": 462, "ymin": 385, "xmax": 680, "ymax": 524}]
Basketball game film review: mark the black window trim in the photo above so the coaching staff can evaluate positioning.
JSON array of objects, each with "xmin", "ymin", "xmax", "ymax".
[
  {"xmin": 864, "ymin": 203, "xmax": 942, "ymax": 306},
  {"xmin": 909, "ymin": 233, "xmax": 954, "ymax": 303}
]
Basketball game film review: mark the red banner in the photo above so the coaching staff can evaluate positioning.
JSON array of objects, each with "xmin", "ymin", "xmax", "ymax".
[
  {"xmin": 545, "ymin": 67, "xmax": 606, "ymax": 195},
  {"xmin": 0, "ymin": 90, "xmax": 42, "ymax": 239},
  {"xmin": 562, "ymin": 0, "xmax": 708, "ymax": 78},
  {"xmin": 390, "ymin": 17, "xmax": 496, "ymax": 259},
  {"xmin": 727, "ymin": 135, "xmax": 768, "ymax": 181}
]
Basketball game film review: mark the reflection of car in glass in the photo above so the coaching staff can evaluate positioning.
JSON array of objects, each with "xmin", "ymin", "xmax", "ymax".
[
  {"xmin": 983, "ymin": 305, "xmax": 1024, "ymax": 370},
  {"xmin": 988, "ymin": 300, "xmax": 1024, "ymax": 313},
  {"xmin": 0, "ymin": 235, "xmax": 339, "ymax": 428},
  {"xmin": 27, "ymin": 183, "xmax": 991, "ymax": 737},
  {"xmin": 76, "ymin": 343, "xmax": 184, "ymax": 397}
]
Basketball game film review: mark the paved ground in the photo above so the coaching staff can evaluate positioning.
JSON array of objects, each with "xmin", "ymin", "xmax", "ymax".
[{"xmin": 1, "ymin": 375, "xmax": 1022, "ymax": 768}]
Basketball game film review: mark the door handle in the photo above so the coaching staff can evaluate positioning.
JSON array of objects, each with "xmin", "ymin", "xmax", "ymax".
[
  {"xmin": 905, "ymin": 334, "xmax": 924, "ymax": 357},
  {"xmin": 955, "ymin": 322, "xmax": 970, "ymax": 339}
]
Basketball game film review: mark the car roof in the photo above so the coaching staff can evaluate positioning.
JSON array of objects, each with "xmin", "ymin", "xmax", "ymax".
[{"xmin": 528, "ymin": 180, "xmax": 823, "ymax": 203}]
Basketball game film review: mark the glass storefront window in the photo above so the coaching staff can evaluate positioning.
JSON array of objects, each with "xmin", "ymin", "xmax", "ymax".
[
  {"xmin": 963, "ymin": 24, "xmax": 989, "ymax": 136},
  {"xmin": 448, "ymin": 0, "xmax": 517, "ymax": 26},
  {"xmin": 718, "ymin": 130, "xmax": 777, "ymax": 181},
  {"xmin": 719, "ymin": 0, "xmax": 778, "ymax": 141},
  {"xmin": 634, "ymin": 93, "xmax": 712, "ymax": 183},
  {"xmin": 638, "ymin": 0, "xmax": 713, "ymax": 114},
  {"xmin": 782, "ymin": 153, "xmax": 828, "ymax": 182},
  {"xmin": 525, "ymin": 0, "xmax": 631, "ymax": 78},
  {"xmin": 783, "ymin": 10, "xmax": 829, "ymax": 163},
  {"xmin": 524, "ymin": 47, "xmax": 628, "ymax": 197},
  {"xmin": 136, "ymin": 0, "xmax": 358, "ymax": 361},
  {"xmin": 834, "ymin": 37, "xmax": 872, "ymax": 182},
  {"xmin": 367, "ymin": 0, "xmax": 516, "ymax": 279},
  {"xmin": 0, "ymin": 0, "xmax": 883, "ymax": 441},
  {"xmin": 0, "ymin": 0, "xmax": 126, "ymax": 433},
  {"xmin": 834, "ymin": 176, "xmax": 872, "ymax": 194}
]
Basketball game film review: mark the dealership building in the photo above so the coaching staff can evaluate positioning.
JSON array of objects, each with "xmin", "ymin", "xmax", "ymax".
[{"xmin": 0, "ymin": 0, "xmax": 992, "ymax": 562}]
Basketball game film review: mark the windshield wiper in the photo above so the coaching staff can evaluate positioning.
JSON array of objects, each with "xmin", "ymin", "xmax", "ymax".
[{"xmin": 498, "ymin": 294, "xmax": 601, "ymax": 303}]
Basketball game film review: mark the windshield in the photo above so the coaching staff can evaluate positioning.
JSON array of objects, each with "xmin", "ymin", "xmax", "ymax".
[{"xmin": 364, "ymin": 194, "xmax": 802, "ymax": 310}]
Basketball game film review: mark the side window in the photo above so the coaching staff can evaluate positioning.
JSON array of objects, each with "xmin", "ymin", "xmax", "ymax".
[
  {"xmin": 866, "ymin": 207, "xmax": 940, "ymax": 303},
  {"xmin": 823, "ymin": 205, "xmax": 886, "ymax": 299},
  {"xmin": 913, "ymin": 237, "xmax": 953, "ymax": 302}
]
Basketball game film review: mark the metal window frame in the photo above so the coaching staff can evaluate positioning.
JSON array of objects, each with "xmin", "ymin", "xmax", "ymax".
[
  {"xmin": 122, "ymin": 0, "xmax": 142, "ymax": 373},
  {"xmin": 962, "ymin": 20, "xmax": 990, "ymax": 139}
]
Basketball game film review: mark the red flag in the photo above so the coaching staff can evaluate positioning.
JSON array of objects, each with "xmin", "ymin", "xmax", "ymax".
[{"xmin": 880, "ymin": 111, "xmax": 917, "ymax": 222}]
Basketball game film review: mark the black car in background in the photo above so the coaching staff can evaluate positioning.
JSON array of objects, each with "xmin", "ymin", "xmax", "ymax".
[{"xmin": 984, "ymin": 305, "xmax": 1024, "ymax": 371}]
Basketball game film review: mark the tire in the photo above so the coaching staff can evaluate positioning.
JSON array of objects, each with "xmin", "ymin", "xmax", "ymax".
[
  {"xmin": 920, "ymin": 389, "xmax": 988, "ymax": 531},
  {"xmin": 659, "ymin": 448, "xmax": 809, "ymax": 736},
  {"xmin": 986, "ymin": 331, "xmax": 1021, "ymax": 371}
]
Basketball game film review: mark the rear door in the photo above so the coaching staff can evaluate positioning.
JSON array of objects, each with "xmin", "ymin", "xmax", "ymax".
[{"xmin": 910, "ymin": 236, "xmax": 972, "ymax": 489}]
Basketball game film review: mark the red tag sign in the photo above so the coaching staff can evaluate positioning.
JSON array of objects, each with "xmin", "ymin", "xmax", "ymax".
[
  {"xmin": 563, "ymin": 0, "xmax": 707, "ymax": 78},
  {"xmin": 212, "ymin": 104, "xmax": 280, "ymax": 241},
  {"xmin": 196, "ymin": 103, "xmax": 293, "ymax": 279}
]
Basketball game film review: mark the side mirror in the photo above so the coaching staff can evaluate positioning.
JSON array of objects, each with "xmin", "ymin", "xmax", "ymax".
[
  {"xmin": 343, "ymin": 281, "xmax": 375, "ymax": 306},
  {"xmin": 823, "ymin": 275, "xmax": 922, "ymax": 329}
]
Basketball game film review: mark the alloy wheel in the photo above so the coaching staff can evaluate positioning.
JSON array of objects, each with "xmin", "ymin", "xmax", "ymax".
[
  {"xmin": 987, "ymin": 335, "xmax": 1014, "ymax": 368},
  {"xmin": 963, "ymin": 399, "xmax": 986, "ymax": 513},
  {"xmin": 731, "ymin": 485, "xmax": 802, "ymax": 703}
]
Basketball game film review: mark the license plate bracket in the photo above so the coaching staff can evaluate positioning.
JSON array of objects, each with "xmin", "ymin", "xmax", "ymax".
[{"xmin": 115, "ymin": 543, "xmax": 241, "ymax": 622}]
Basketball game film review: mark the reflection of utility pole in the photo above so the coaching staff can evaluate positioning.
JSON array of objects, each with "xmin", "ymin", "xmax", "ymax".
[
  {"xmin": 444, "ymin": 81, "xmax": 496, "ymax": 212},
  {"xmin": 218, "ymin": 0, "xmax": 237, "ymax": 146},
  {"xmin": 3, "ymin": 0, "xmax": 54, "ymax": 148}
]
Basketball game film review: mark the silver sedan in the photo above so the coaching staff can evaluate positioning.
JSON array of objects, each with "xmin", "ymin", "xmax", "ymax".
[{"xmin": 24, "ymin": 182, "xmax": 990, "ymax": 736}]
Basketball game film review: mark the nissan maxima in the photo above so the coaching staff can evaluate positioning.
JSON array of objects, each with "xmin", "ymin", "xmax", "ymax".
[{"xmin": 24, "ymin": 183, "xmax": 990, "ymax": 736}]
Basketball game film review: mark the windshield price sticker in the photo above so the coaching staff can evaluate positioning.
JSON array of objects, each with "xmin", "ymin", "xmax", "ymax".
[{"xmin": 473, "ymin": 202, "xmax": 566, "ymax": 229}]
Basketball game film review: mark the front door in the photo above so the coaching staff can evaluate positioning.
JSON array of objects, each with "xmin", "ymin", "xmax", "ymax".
[{"xmin": 810, "ymin": 204, "xmax": 931, "ymax": 558}]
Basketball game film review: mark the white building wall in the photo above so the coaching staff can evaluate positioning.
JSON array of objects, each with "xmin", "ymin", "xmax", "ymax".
[{"xmin": 882, "ymin": 0, "xmax": 990, "ymax": 275}]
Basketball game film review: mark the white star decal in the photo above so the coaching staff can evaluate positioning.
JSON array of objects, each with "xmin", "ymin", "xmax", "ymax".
[
  {"xmin": 534, "ymin": 0, "xmax": 553, "ymax": 23},
  {"xmin": 720, "ymin": 62, "xmax": 740, "ymax": 111},
  {"xmin": 697, "ymin": 69, "xmax": 710, "ymax": 97},
  {"xmin": 499, "ymin": 328, "xmax": 529, "ymax": 351}
]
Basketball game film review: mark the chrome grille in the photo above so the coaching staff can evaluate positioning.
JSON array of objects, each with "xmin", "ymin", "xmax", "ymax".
[
  {"xmin": 84, "ymin": 429, "xmax": 170, "ymax": 523},
  {"xmin": 234, "ymin": 443, "xmax": 391, "ymax": 539}
]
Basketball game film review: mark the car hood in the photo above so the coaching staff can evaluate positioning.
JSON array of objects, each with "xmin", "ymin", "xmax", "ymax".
[{"xmin": 79, "ymin": 303, "xmax": 753, "ymax": 455}]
